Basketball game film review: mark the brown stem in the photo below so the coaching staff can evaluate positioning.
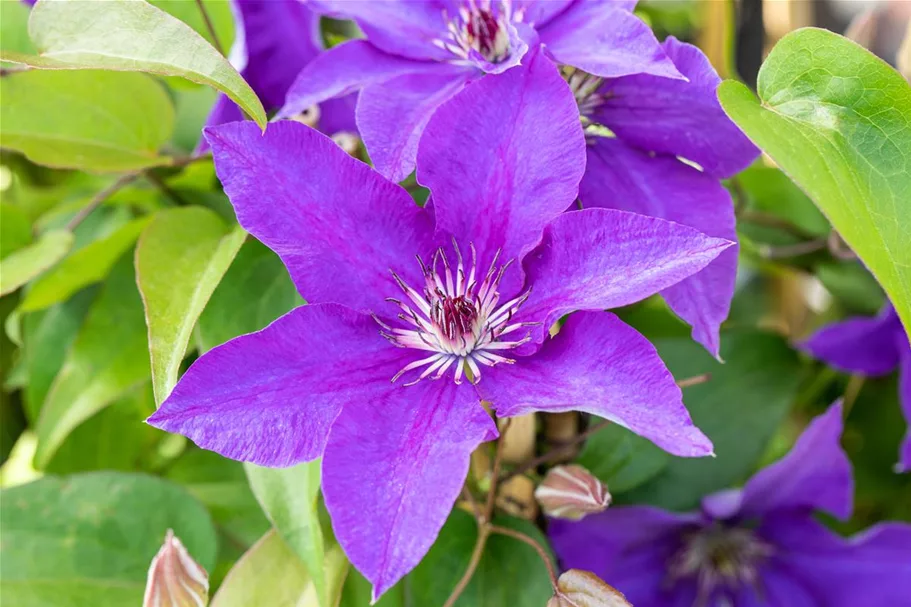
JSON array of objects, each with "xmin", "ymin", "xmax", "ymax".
[
  {"xmin": 461, "ymin": 486, "xmax": 482, "ymax": 520},
  {"xmin": 65, "ymin": 173, "xmax": 139, "ymax": 231},
  {"xmin": 441, "ymin": 525, "xmax": 490, "ymax": 607},
  {"xmin": 483, "ymin": 418, "xmax": 511, "ymax": 521},
  {"xmin": 488, "ymin": 524, "xmax": 559, "ymax": 590},
  {"xmin": 676, "ymin": 372, "xmax": 711, "ymax": 389},
  {"xmin": 194, "ymin": 0, "xmax": 224, "ymax": 55}
]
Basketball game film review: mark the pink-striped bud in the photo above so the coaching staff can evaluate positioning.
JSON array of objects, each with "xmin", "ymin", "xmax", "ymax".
[
  {"xmin": 547, "ymin": 569, "xmax": 632, "ymax": 607},
  {"xmin": 143, "ymin": 530, "xmax": 209, "ymax": 607},
  {"xmin": 534, "ymin": 464, "xmax": 610, "ymax": 520}
]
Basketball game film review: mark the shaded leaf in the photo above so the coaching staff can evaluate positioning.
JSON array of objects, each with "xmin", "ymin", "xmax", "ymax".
[
  {"xmin": 576, "ymin": 423, "xmax": 669, "ymax": 494},
  {"xmin": 0, "ymin": 471, "xmax": 217, "ymax": 607},
  {"xmin": 197, "ymin": 239, "xmax": 302, "ymax": 352},
  {"xmin": 719, "ymin": 28, "xmax": 911, "ymax": 337},
  {"xmin": 622, "ymin": 330, "xmax": 803, "ymax": 510},
  {"xmin": 135, "ymin": 207, "xmax": 245, "ymax": 404},
  {"xmin": 0, "ymin": 229, "xmax": 72, "ymax": 296},
  {"xmin": 33, "ymin": 254, "xmax": 149, "ymax": 468},
  {"xmin": 18, "ymin": 0, "xmax": 266, "ymax": 128},
  {"xmin": 21, "ymin": 216, "xmax": 150, "ymax": 312},
  {"xmin": 244, "ymin": 460, "xmax": 327, "ymax": 606},
  {"xmin": 0, "ymin": 70, "xmax": 174, "ymax": 171},
  {"xmin": 816, "ymin": 261, "xmax": 885, "ymax": 315},
  {"xmin": 0, "ymin": 203, "xmax": 32, "ymax": 260}
]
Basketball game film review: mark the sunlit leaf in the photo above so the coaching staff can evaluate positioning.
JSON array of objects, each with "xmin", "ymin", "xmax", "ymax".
[
  {"xmin": 211, "ymin": 530, "xmax": 348, "ymax": 607},
  {"xmin": 33, "ymin": 254, "xmax": 149, "ymax": 468},
  {"xmin": 719, "ymin": 28, "xmax": 911, "ymax": 338},
  {"xmin": 135, "ymin": 207, "xmax": 245, "ymax": 404},
  {"xmin": 13, "ymin": 0, "xmax": 266, "ymax": 128},
  {"xmin": 0, "ymin": 203, "xmax": 32, "ymax": 260},
  {"xmin": 0, "ymin": 471, "xmax": 217, "ymax": 607},
  {"xmin": 244, "ymin": 460, "xmax": 328, "ymax": 606},
  {"xmin": 0, "ymin": 70, "xmax": 174, "ymax": 171},
  {"xmin": 0, "ymin": 229, "xmax": 72, "ymax": 296}
]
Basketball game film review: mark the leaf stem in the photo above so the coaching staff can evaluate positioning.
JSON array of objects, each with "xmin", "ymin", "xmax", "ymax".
[
  {"xmin": 194, "ymin": 0, "xmax": 224, "ymax": 56},
  {"xmin": 65, "ymin": 172, "xmax": 139, "ymax": 231},
  {"xmin": 488, "ymin": 524, "xmax": 559, "ymax": 589}
]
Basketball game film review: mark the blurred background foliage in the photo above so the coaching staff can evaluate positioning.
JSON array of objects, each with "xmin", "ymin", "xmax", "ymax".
[{"xmin": 0, "ymin": 0, "xmax": 909, "ymax": 606}]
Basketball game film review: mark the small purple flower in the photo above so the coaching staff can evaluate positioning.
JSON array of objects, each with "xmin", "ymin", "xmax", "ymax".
[
  {"xmin": 278, "ymin": 0, "xmax": 682, "ymax": 181},
  {"xmin": 550, "ymin": 402, "xmax": 911, "ymax": 606},
  {"xmin": 198, "ymin": 0, "xmax": 356, "ymax": 153},
  {"xmin": 148, "ymin": 50, "xmax": 732, "ymax": 598},
  {"xmin": 801, "ymin": 304, "xmax": 911, "ymax": 471},
  {"xmin": 573, "ymin": 37, "xmax": 760, "ymax": 356}
]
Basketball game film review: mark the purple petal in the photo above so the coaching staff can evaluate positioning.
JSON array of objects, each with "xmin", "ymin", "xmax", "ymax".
[
  {"xmin": 512, "ymin": 0, "xmax": 575, "ymax": 27},
  {"xmin": 322, "ymin": 380, "xmax": 496, "ymax": 600},
  {"xmin": 898, "ymin": 345, "xmax": 911, "ymax": 472},
  {"xmin": 146, "ymin": 304, "xmax": 403, "ymax": 467},
  {"xmin": 800, "ymin": 305, "xmax": 903, "ymax": 376},
  {"xmin": 549, "ymin": 506, "xmax": 698, "ymax": 605},
  {"xmin": 278, "ymin": 40, "xmax": 438, "ymax": 119},
  {"xmin": 517, "ymin": 208, "xmax": 734, "ymax": 348},
  {"xmin": 417, "ymin": 46, "xmax": 586, "ymax": 272},
  {"xmin": 735, "ymin": 401, "xmax": 853, "ymax": 520},
  {"xmin": 195, "ymin": 94, "xmax": 245, "ymax": 156},
  {"xmin": 235, "ymin": 0, "xmax": 322, "ymax": 111},
  {"xmin": 581, "ymin": 137, "xmax": 737, "ymax": 357},
  {"xmin": 760, "ymin": 514, "xmax": 911, "ymax": 606},
  {"xmin": 317, "ymin": 94, "xmax": 359, "ymax": 136},
  {"xmin": 538, "ymin": 5, "xmax": 683, "ymax": 79},
  {"xmin": 204, "ymin": 121, "xmax": 435, "ymax": 313},
  {"xmin": 591, "ymin": 37, "xmax": 760, "ymax": 178},
  {"xmin": 479, "ymin": 312, "xmax": 713, "ymax": 457},
  {"xmin": 357, "ymin": 68, "xmax": 472, "ymax": 183},
  {"xmin": 308, "ymin": 0, "xmax": 450, "ymax": 62}
]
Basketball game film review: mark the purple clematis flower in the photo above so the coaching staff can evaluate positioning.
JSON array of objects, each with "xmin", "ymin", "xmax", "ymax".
[
  {"xmin": 571, "ymin": 36, "xmax": 760, "ymax": 356},
  {"xmin": 801, "ymin": 304, "xmax": 911, "ymax": 472},
  {"xmin": 278, "ymin": 0, "xmax": 684, "ymax": 181},
  {"xmin": 550, "ymin": 402, "xmax": 911, "ymax": 606},
  {"xmin": 197, "ymin": 0, "xmax": 356, "ymax": 154},
  {"xmin": 148, "ymin": 49, "xmax": 733, "ymax": 598}
]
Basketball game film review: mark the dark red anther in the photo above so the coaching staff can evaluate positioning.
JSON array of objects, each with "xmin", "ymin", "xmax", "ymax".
[{"xmin": 467, "ymin": 9, "xmax": 501, "ymax": 57}]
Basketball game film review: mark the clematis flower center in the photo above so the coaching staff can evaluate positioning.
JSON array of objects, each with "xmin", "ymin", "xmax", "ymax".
[
  {"xmin": 562, "ymin": 67, "xmax": 605, "ymax": 119},
  {"xmin": 377, "ymin": 242, "xmax": 534, "ymax": 386},
  {"xmin": 666, "ymin": 525, "xmax": 773, "ymax": 606},
  {"xmin": 435, "ymin": 1, "xmax": 513, "ymax": 63}
]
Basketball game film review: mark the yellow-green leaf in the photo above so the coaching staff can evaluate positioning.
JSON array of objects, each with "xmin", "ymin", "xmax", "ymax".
[
  {"xmin": 136, "ymin": 207, "xmax": 246, "ymax": 404},
  {"xmin": 0, "ymin": 229, "xmax": 72, "ymax": 296}
]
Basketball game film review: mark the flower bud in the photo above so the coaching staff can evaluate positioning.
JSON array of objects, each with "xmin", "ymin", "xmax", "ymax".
[
  {"xmin": 331, "ymin": 131, "xmax": 361, "ymax": 157},
  {"xmin": 547, "ymin": 569, "xmax": 631, "ymax": 607},
  {"xmin": 143, "ymin": 529, "xmax": 209, "ymax": 607},
  {"xmin": 534, "ymin": 464, "xmax": 610, "ymax": 520},
  {"xmin": 289, "ymin": 104, "xmax": 321, "ymax": 128}
]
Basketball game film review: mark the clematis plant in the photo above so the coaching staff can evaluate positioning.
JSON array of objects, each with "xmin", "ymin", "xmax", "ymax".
[
  {"xmin": 278, "ymin": 0, "xmax": 683, "ymax": 181},
  {"xmin": 801, "ymin": 304, "xmax": 911, "ymax": 471},
  {"xmin": 198, "ymin": 0, "xmax": 356, "ymax": 152},
  {"xmin": 549, "ymin": 402, "xmax": 911, "ymax": 606},
  {"xmin": 148, "ymin": 48, "xmax": 733, "ymax": 598}
]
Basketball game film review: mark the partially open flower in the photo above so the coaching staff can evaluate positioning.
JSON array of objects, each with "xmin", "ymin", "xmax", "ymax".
[
  {"xmin": 547, "ymin": 569, "xmax": 631, "ymax": 607},
  {"xmin": 535, "ymin": 464, "xmax": 611, "ymax": 521},
  {"xmin": 143, "ymin": 530, "xmax": 209, "ymax": 607}
]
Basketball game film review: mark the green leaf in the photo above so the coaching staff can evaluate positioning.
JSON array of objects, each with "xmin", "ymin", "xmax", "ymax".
[
  {"xmin": 21, "ymin": 288, "xmax": 97, "ymax": 421},
  {"xmin": 21, "ymin": 0, "xmax": 266, "ymax": 128},
  {"xmin": 20, "ymin": 217, "xmax": 150, "ymax": 312},
  {"xmin": 576, "ymin": 422, "xmax": 669, "ymax": 493},
  {"xmin": 44, "ymin": 382, "xmax": 159, "ymax": 475},
  {"xmin": 198, "ymin": 239, "xmax": 302, "ymax": 352},
  {"xmin": 0, "ymin": 69, "xmax": 174, "ymax": 171},
  {"xmin": 815, "ymin": 261, "xmax": 886, "ymax": 315},
  {"xmin": 0, "ymin": 471, "xmax": 217, "ymax": 607},
  {"xmin": 167, "ymin": 449, "xmax": 271, "ymax": 547},
  {"xmin": 718, "ymin": 27, "xmax": 911, "ymax": 337},
  {"xmin": 33, "ymin": 254, "xmax": 149, "ymax": 468},
  {"xmin": 0, "ymin": 229, "xmax": 72, "ymax": 296},
  {"xmin": 136, "ymin": 207, "xmax": 245, "ymax": 404},
  {"xmin": 0, "ymin": 203, "xmax": 32, "ymax": 260},
  {"xmin": 0, "ymin": 0, "xmax": 35, "ymax": 55},
  {"xmin": 404, "ymin": 512, "xmax": 555, "ymax": 607},
  {"xmin": 622, "ymin": 330, "xmax": 803, "ymax": 510},
  {"xmin": 244, "ymin": 460, "xmax": 328, "ymax": 606},
  {"xmin": 211, "ymin": 530, "xmax": 348, "ymax": 607},
  {"xmin": 149, "ymin": 0, "xmax": 235, "ymax": 53}
]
